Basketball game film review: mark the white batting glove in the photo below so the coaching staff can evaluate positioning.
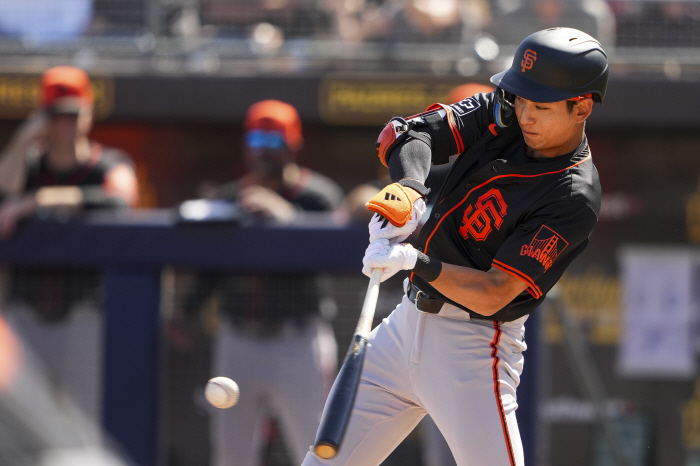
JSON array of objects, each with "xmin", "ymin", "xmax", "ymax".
[
  {"xmin": 362, "ymin": 239, "xmax": 418, "ymax": 283},
  {"xmin": 368, "ymin": 198, "xmax": 426, "ymax": 244}
]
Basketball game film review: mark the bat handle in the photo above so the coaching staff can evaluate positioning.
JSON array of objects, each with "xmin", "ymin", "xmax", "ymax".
[{"xmin": 355, "ymin": 268, "xmax": 382, "ymax": 338}]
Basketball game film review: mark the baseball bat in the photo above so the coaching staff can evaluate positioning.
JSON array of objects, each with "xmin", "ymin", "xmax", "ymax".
[{"xmin": 313, "ymin": 268, "xmax": 382, "ymax": 459}]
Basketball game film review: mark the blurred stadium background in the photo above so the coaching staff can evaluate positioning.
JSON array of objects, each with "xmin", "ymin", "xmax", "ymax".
[{"xmin": 1, "ymin": 0, "xmax": 700, "ymax": 465}]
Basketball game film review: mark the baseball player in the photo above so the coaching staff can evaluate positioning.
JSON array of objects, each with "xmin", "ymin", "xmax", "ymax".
[{"xmin": 302, "ymin": 27, "xmax": 607, "ymax": 466}]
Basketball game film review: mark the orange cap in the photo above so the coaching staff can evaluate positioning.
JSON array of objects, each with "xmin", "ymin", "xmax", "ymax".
[
  {"xmin": 40, "ymin": 66, "xmax": 94, "ymax": 114},
  {"xmin": 448, "ymin": 83, "xmax": 495, "ymax": 104},
  {"xmin": 245, "ymin": 100, "xmax": 302, "ymax": 151}
]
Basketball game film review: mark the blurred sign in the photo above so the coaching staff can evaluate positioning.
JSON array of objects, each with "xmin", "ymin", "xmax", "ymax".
[
  {"xmin": 545, "ymin": 271, "xmax": 621, "ymax": 345},
  {"xmin": 618, "ymin": 247, "xmax": 700, "ymax": 379},
  {"xmin": 0, "ymin": 73, "xmax": 114, "ymax": 120},
  {"xmin": 319, "ymin": 76, "xmax": 465, "ymax": 125},
  {"xmin": 683, "ymin": 378, "xmax": 700, "ymax": 449}
]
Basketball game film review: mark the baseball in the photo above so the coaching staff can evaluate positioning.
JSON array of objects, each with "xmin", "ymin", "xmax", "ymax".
[{"xmin": 205, "ymin": 376, "xmax": 240, "ymax": 409}]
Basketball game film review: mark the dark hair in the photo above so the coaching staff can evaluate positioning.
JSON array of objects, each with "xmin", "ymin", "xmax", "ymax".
[{"xmin": 566, "ymin": 100, "xmax": 577, "ymax": 113}]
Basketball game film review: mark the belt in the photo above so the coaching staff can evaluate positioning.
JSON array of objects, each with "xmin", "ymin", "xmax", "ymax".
[
  {"xmin": 406, "ymin": 283, "xmax": 445, "ymax": 314},
  {"xmin": 406, "ymin": 283, "xmax": 493, "ymax": 321}
]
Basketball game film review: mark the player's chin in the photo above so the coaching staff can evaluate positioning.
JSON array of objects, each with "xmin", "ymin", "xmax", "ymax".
[{"xmin": 522, "ymin": 136, "xmax": 542, "ymax": 150}]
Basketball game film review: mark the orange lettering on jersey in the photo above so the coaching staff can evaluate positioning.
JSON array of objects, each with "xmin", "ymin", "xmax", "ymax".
[
  {"xmin": 521, "ymin": 49, "xmax": 537, "ymax": 72},
  {"xmin": 519, "ymin": 225, "xmax": 569, "ymax": 271},
  {"xmin": 459, "ymin": 188, "xmax": 507, "ymax": 241}
]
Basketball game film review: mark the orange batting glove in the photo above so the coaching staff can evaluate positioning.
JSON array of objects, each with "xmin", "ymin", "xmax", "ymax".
[{"xmin": 366, "ymin": 183, "xmax": 426, "ymax": 244}]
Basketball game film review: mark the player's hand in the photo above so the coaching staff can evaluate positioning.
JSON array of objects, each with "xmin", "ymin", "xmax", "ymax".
[
  {"xmin": 237, "ymin": 185, "xmax": 296, "ymax": 223},
  {"xmin": 368, "ymin": 197, "xmax": 425, "ymax": 244},
  {"xmin": 15, "ymin": 110, "xmax": 49, "ymax": 145},
  {"xmin": 362, "ymin": 239, "xmax": 418, "ymax": 282}
]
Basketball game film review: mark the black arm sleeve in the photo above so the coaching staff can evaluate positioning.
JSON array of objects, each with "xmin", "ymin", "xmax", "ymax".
[{"xmin": 387, "ymin": 128, "xmax": 432, "ymax": 185}]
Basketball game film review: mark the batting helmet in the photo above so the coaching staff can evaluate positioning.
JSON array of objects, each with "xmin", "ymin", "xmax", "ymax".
[{"xmin": 490, "ymin": 28, "xmax": 609, "ymax": 104}]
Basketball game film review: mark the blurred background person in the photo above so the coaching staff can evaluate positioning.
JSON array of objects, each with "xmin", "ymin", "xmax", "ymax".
[
  {"xmin": 489, "ymin": 0, "xmax": 615, "ymax": 47},
  {"xmin": 334, "ymin": 0, "xmax": 490, "ymax": 45},
  {"xmin": 0, "ymin": 65, "xmax": 139, "ymax": 423},
  {"xmin": 201, "ymin": 0, "xmax": 335, "ymax": 48},
  {"xmin": 389, "ymin": 0, "xmax": 490, "ymax": 44},
  {"xmin": 174, "ymin": 99, "xmax": 343, "ymax": 466},
  {"xmin": 0, "ymin": 65, "xmax": 138, "ymax": 237}
]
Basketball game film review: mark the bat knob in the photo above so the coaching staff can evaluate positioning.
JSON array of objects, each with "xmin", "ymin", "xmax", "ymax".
[{"xmin": 315, "ymin": 443, "xmax": 338, "ymax": 459}]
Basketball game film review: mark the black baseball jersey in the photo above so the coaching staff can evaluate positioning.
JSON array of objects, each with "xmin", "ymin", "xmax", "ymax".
[
  {"xmin": 407, "ymin": 91, "xmax": 601, "ymax": 322},
  {"xmin": 25, "ymin": 142, "xmax": 134, "ymax": 209}
]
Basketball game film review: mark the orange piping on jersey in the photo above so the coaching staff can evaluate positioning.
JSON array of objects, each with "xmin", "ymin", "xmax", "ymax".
[
  {"xmin": 491, "ymin": 322, "xmax": 517, "ymax": 466},
  {"xmin": 426, "ymin": 103, "xmax": 464, "ymax": 155},
  {"xmin": 492, "ymin": 260, "xmax": 543, "ymax": 299},
  {"xmin": 425, "ymin": 154, "xmax": 591, "ymax": 253}
]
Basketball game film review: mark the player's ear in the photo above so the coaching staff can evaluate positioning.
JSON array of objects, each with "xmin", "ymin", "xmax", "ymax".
[{"xmin": 573, "ymin": 99, "xmax": 593, "ymax": 123}]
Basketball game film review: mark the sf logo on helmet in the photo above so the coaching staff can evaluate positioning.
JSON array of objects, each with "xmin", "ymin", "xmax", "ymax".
[{"xmin": 521, "ymin": 49, "xmax": 537, "ymax": 72}]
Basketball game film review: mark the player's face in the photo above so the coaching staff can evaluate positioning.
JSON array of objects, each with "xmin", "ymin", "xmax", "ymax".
[
  {"xmin": 46, "ymin": 107, "xmax": 93, "ymax": 145},
  {"xmin": 514, "ymin": 96, "xmax": 592, "ymax": 158}
]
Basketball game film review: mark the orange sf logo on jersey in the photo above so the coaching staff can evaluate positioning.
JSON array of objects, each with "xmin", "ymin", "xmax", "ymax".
[
  {"xmin": 521, "ymin": 49, "xmax": 537, "ymax": 72},
  {"xmin": 520, "ymin": 225, "xmax": 569, "ymax": 271},
  {"xmin": 459, "ymin": 188, "xmax": 507, "ymax": 241}
]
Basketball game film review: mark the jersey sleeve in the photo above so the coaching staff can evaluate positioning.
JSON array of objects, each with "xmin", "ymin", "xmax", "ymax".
[
  {"xmin": 491, "ymin": 200, "xmax": 598, "ymax": 299},
  {"xmin": 427, "ymin": 91, "xmax": 496, "ymax": 161},
  {"xmin": 383, "ymin": 91, "xmax": 496, "ymax": 185}
]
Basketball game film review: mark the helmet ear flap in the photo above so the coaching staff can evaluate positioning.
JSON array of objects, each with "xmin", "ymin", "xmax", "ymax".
[{"xmin": 494, "ymin": 89, "xmax": 516, "ymax": 128}]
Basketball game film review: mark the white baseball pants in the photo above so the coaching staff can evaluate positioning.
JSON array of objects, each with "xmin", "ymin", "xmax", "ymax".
[
  {"xmin": 212, "ymin": 317, "xmax": 337, "ymax": 466},
  {"xmin": 302, "ymin": 287, "xmax": 528, "ymax": 466}
]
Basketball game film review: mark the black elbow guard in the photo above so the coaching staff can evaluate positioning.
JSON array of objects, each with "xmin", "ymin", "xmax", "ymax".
[
  {"xmin": 376, "ymin": 117, "xmax": 430, "ymax": 168},
  {"xmin": 377, "ymin": 111, "xmax": 451, "ymax": 167}
]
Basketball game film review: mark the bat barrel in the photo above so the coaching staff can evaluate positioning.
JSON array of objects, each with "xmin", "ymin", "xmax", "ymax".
[{"xmin": 313, "ymin": 334, "xmax": 368, "ymax": 459}]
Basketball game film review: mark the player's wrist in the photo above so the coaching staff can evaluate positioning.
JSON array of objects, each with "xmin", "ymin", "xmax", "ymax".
[
  {"xmin": 397, "ymin": 178, "xmax": 430, "ymax": 199},
  {"xmin": 411, "ymin": 251, "xmax": 442, "ymax": 282}
]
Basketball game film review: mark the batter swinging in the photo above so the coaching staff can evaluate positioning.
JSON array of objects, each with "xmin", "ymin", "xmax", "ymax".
[{"xmin": 302, "ymin": 28, "xmax": 608, "ymax": 466}]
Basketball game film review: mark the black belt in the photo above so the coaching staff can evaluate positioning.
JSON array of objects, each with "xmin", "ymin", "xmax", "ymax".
[
  {"xmin": 407, "ymin": 283, "xmax": 445, "ymax": 314},
  {"xmin": 406, "ymin": 283, "xmax": 493, "ymax": 320}
]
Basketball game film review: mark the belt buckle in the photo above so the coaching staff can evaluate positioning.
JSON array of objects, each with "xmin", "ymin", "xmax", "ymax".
[{"xmin": 415, "ymin": 290, "xmax": 430, "ymax": 313}]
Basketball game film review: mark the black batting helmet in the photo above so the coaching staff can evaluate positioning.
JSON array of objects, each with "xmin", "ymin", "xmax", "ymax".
[{"xmin": 490, "ymin": 28, "xmax": 609, "ymax": 103}]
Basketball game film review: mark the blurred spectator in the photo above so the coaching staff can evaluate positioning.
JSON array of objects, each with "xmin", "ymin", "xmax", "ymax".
[
  {"xmin": 176, "ymin": 99, "xmax": 343, "ymax": 466},
  {"xmin": 334, "ymin": 0, "xmax": 395, "ymax": 43},
  {"xmin": 614, "ymin": 1, "xmax": 700, "ymax": 47},
  {"xmin": 335, "ymin": 0, "xmax": 490, "ymax": 44},
  {"xmin": 202, "ymin": 0, "xmax": 334, "ymax": 43},
  {"xmin": 390, "ymin": 0, "xmax": 490, "ymax": 43},
  {"xmin": 490, "ymin": 0, "xmax": 615, "ymax": 47},
  {"xmin": 0, "ymin": 66, "xmax": 138, "ymax": 422}
]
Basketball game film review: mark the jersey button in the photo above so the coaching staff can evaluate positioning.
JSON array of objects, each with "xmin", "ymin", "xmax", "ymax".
[
  {"xmin": 492, "ymin": 165, "xmax": 498, "ymax": 172},
  {"xmin": 466, "ymin": 183, "xmax": 472, "ymax": 188},
  {"xmin": 434, "ymin": 212, "xmax": 441, "ymax": 219}
]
